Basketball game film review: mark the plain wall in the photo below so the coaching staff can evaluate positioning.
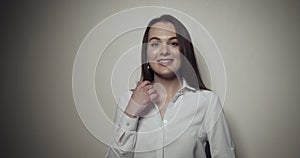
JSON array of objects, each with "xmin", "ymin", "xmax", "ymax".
[{"xmin": 1, "ymin": 0, "xmax": 300, "ymax": 157}]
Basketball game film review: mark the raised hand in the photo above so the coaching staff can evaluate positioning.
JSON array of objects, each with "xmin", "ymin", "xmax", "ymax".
[{"xmin": 125, "ymin": 81, "xmax": 158, "ymax": 117}]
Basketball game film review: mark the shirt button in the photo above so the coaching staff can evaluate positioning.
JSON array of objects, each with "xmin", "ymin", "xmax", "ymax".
[
  {"xmin": 126, "ymin": 122, "xmax": 130, "ymax": 126},
  {"xmin": 163, "ymin": 120, "xmax": 168, "ymax": 124}
]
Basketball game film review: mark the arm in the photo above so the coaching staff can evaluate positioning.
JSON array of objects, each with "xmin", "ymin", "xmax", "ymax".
[
  {"xmin": 106, "ymin": 81, "xmax": 158, "ymax": 158},
  {"xmin": 106, "ymin": 93, "xmax": 139, "ymax": 158},
  {"xmin": 204, "ymin": 93, "xmax": 236, "ymax": 158}
]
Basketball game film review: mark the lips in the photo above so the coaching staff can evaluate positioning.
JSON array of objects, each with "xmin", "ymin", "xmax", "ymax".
[{"xmin": 157, "ymin": 59, "xmax": 174, "ymax": 66}]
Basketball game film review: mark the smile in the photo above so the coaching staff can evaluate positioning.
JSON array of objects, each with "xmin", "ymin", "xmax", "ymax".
[{"xmin": 157, "ymin": 59, "xmax": 174, "ymax": 66}]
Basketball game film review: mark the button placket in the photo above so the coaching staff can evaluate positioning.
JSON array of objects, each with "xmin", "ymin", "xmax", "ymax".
[{"xmin": 163, "ymin": 119, "xmax": 168, "ymax": 125}]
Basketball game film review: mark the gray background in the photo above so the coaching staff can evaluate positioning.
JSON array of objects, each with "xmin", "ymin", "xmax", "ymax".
[{"xmin": 1, "ymin": 0, "xmax": 300, "ymax": 157}]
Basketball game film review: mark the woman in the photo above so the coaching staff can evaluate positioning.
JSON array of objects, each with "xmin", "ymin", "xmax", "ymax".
[{"xmin": 106, "ymin": 15, "xmax": 235, "ymax": 158}]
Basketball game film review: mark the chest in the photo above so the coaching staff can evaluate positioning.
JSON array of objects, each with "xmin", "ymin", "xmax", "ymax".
[{"xmin": 134, "ymin": 94, "xmax": 207, "ymax": 152}]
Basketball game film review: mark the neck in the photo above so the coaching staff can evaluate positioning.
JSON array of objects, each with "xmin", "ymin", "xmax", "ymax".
[{"xmin": 153, "ymin": 75, "xmax": 182, "ymax": 97}]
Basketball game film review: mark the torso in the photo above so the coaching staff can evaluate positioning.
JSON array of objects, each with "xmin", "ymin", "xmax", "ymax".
[
  {"xmin": 157, "ymin": 96, "xmax": 172, "ymax": 119},
  {"xmin": 133, "ymin": 90, "xmax": 212, "ymax": 157}
]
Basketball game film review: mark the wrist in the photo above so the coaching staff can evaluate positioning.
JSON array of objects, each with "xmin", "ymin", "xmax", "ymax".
[
  {"xmin": 124, "ymin": 110, "xmax": 138, "ymax": 118},
  {"xmin": 125, "ymin": 100, "xmax": 145, "ymax": 117}
]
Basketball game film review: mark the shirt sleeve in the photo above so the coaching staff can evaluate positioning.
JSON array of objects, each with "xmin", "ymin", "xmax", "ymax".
[
  {"xmin": 106, "ymin": 92, "xmax": 139, "ymax": 158},
  {"xmin": 203, "ymin": 92, "xmax": 236, "ymax": 158}
]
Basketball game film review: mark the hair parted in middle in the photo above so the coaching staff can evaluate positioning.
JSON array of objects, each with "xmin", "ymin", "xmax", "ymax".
[{"xmin": 140, "ymin": 14, "xmax": 209, "ymax": 91}]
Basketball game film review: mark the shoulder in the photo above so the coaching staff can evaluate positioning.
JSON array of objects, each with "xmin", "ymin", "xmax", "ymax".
[
  {"xmin": 192, "ymin": 90, "xmax": 222, "ymax": 110},
  {"xmin": 195, "ymin": 89, "xmax": 219, "ymax": 101}
]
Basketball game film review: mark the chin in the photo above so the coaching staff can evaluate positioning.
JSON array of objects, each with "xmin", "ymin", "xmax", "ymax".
[
  {"xmin": 150, "ymin": 63, "xmax": 180, "ymax": 79},
  {"xmin": 155, "ymin": 70, "xmax": 179, "ymax": 79}
]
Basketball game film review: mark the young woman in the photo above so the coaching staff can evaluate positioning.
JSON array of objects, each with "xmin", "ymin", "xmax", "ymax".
[{"xmin": 106, "ymin": 15, "xmax": 235, "ymax": 158}]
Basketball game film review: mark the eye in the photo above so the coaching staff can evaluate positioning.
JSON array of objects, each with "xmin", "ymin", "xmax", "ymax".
[
  {"xmin": 150, "ymin": 42, "xmax": 160, "ymax": 47},
  {"xmin": 170, "ymin": 42, "xmax": 179, "ymax": 47}
]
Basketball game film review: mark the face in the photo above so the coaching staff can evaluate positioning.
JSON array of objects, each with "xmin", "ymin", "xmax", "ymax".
[{"xmin": 147, "ymin": 22, "xmax": 181, "ymax": 79}]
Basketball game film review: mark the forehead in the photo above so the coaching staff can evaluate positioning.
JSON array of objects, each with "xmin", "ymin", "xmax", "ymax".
[{"xmin": 148, "ymin": 22, "xmax": 176, "ymax": 38}]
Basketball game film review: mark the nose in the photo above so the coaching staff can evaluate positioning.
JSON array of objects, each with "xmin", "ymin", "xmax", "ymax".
[{"xmin": 160, "ymin": 44, "xmax": 170, "ymax": 56}]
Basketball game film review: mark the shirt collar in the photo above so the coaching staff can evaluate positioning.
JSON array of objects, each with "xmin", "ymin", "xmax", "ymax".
[
  {"xmin": 130, "ymin": 79, "xmax": 197, "ymax": 94},
  {"xmin": 180, "ymin": 79, "xmax": 196, "ymax": 92},
  {"xmin": 171, "ymin": 79, "xmax": 196, "ymax": 103}
]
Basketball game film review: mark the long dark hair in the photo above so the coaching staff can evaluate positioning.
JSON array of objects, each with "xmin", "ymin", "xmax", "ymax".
[{"xmin": 141, "ymin": 14, "xmax": 209, "ymax": 91}]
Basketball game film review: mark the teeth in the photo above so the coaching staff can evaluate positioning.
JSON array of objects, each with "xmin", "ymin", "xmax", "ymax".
[{"xmin": 158, "ymin": 59, "xmax": 172, "ymax": 63}]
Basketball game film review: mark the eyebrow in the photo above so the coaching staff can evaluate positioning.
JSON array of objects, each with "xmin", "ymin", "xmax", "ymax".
[{"xmin": 148, "ymin": 36, "xmax": 177, "ymax": 41}]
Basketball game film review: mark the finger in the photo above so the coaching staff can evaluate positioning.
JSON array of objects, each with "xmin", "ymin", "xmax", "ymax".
[
  {"xmin": 142, "ymin": 84, "xmax": 152, "ymax": 91},
  {"xmin": 134, "ymin": 81, "xmax": 142, "ymax": 89},
  {"xmin": 149, "ymin": 93, "xmax": 158, "ymax": 101},
  {"xmin": 148, "ymin": 88, "xmax": 157, "ymax": 95},
  {"xmin": 138, "ymin": 80, "xmax": 151, "ymax": 88},
  {"xmin": 136, "ymin": 81, "xmax": 142, "ymax": 86}
]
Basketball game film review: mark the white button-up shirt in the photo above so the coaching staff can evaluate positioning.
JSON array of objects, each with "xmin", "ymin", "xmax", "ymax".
[{"xmin": 106, "ymin": 82, "xmax": 235, "ymax": 158}]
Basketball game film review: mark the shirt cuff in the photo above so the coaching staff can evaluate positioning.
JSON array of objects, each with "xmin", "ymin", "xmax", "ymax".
[{"xmin": 118, "ymin": 111, "xmax": 139, "ymax": 131}]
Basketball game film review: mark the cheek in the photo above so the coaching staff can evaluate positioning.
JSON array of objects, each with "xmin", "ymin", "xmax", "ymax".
[
  {"xmin": 146, "ymin": 49, "xmax": 159, "ymax": 61},
  {"xmin": 172, "ymin": 50, "xmax": 181, "ymax": 60},
  {"xmin": 176, "ymin": 56, "xmax": 181, "ymax": 67}
]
